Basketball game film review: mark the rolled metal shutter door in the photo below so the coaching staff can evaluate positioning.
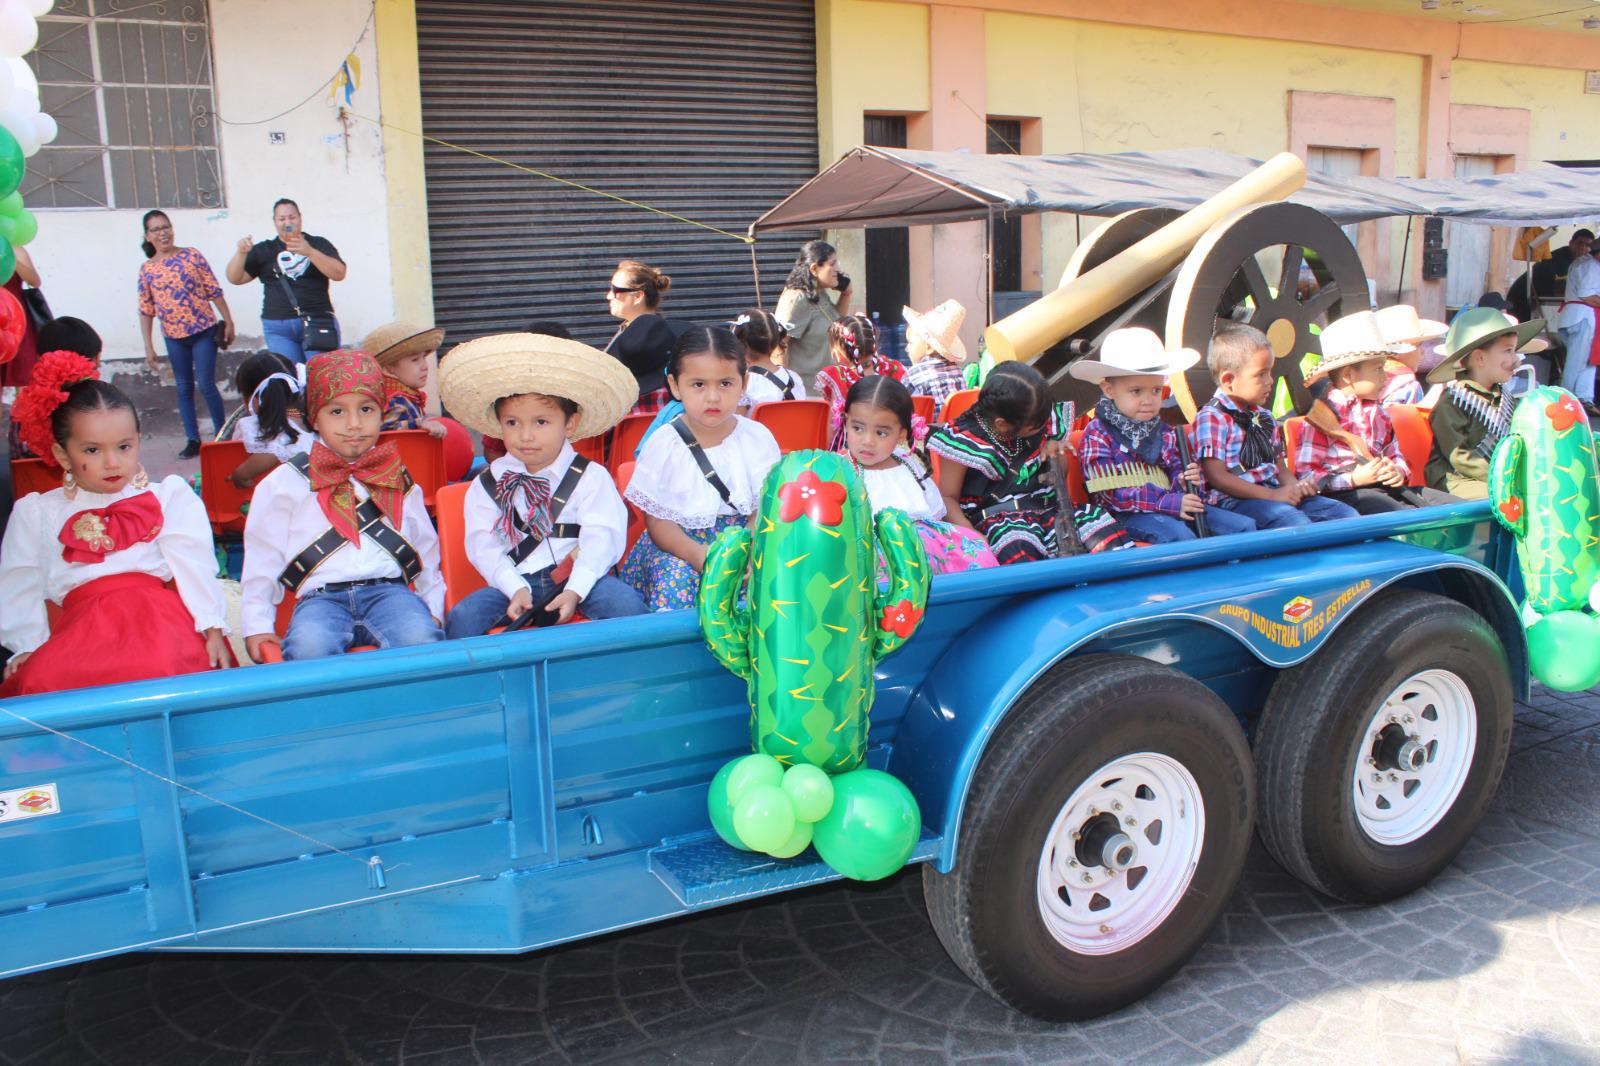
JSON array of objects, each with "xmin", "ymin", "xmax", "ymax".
[{"xmin": 415, "ymin": 0, "xmax": 819, "ymax": 348}]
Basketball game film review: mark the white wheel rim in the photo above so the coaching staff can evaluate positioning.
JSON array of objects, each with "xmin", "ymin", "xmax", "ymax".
[
  {"xmin": 1351, "ymin": 668, "xmax": 1477, "ymax": 847},
  {"xmin": 1035, "ymin": 752, "xmax": 1205, "ymax": 956}
]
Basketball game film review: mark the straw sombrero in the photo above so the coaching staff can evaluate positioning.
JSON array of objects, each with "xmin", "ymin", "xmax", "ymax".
[
  {"xmin": 902, "ymin": 299, "xmax": 968, "ymax": 363},
  {"xmin": 1305, "ymin": 311, "xmax": 1407, "ymax": 385},
  {"xmin": 1373, "ymin": 305, "xmax": 1446, "ymax": 352},
  {"xmin": 361, "ymin": 321, "xmax": 446, "ymax": 369},
  {"xmin": 438, "ymin": 332, "xmax": 639, "ymax": 440}
]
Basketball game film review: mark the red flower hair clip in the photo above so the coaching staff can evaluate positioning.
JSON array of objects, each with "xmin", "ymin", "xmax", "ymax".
[{"xmin": 12, "ymin": 351, "xmax": 100, "ymax": 468}]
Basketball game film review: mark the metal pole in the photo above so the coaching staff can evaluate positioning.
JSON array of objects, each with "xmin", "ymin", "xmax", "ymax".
[
  {"xmin": 749, "ymin": 231, "xmax": 763, "ymax": 306},
  {"xmin": 985, "ymin": 205, "xmax": 995, "ymax": 326},
  {"xmin": 1396, "ymin": 217, "xmax": 1413, "ymax": 304}
]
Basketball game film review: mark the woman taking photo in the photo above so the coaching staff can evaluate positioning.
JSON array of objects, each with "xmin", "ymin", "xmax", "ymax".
[
  {"xmin": 137, "ymin": 211, "xmax": 235, "ymax": 459},
  {"xmin": 775, "ymin": 240, "xmax": 853, "ymax": 383},
  {"xmin": 605, "ymin": 259, "xmax": 677, "ymax": 414}
]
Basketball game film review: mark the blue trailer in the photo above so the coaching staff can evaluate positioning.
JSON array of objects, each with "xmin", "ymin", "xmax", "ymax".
[{"xmin": 0, "ymin": 501, "xmax": 1523, "ymax": 1019}]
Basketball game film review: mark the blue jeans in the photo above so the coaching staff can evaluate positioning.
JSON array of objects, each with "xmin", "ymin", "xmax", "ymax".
[
  {"xmin": 263, "ymin": 315, "xmax": 341, "ymax": 365},
  {"xmin": 445, "ymin": 566, "xmax": 647, "ymax": 638},
  {"xmin": 1558, "ymin": 319, "xmax": 1596, "ymax": 401},
  {"xmin": 165, "ymin": 325, "xmax": 225, "ymax": 442},
  {"xmin": 1219, "ymin": 492, "xmax": 1359, "ymax": 529},
  {"xmin": 283, "ymin": 580, "xmax": 443, "ymax": 660},
  {"xmin": 1117, "ymin": 506, "xmax": 1257, "ymax": 543}
]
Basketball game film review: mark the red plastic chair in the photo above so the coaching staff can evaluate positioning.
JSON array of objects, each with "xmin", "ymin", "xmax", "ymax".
[
  {"xmin": 1065, "ymin": 430, "xmax": 1089, "ymax": 507},
  {"xmin": 751, "ymin": 399, "xmax": 829, "ymax": 453},
  {"xmin": 608, "ymin": 414, "xmax": 655, "ymax": 476},
  {"xmin": 1280, "ymin": 417, "xmax": 1309, "ymax": 478},
  {"xmin": 380, "ymin": 429, "xmax": 447, "ymax": 511},
  {"xmin": 615, "ymin": 460, "xmax": 645, "ymax": 562},
  {"xmin": 573, "ymin": 435, "xmax": 607, "ymax": 465},
  {"xmin": 939, "ymin": 388, "xmax": 979, "ymax": 425},
  {"xmin": 910, "ymin": 395, "xmax": 936, "ymax": 423},
  {"xmin": 11, "ymin": 457, "xmax": 62, "ymax": 498},
  {"xmin": 198, "ymin": 440, "xmax": 261, "ymax": 536},
  {"xmin": 1387, "ymin": 405, "xmax": 1433, "ymax": 488}
]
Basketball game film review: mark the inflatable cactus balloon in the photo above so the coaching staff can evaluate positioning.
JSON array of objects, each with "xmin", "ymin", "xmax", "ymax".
[
  {"xmin": 699, "ymin": 450, "xmax": 931, "ymax": 878},
  {"xmin": 1489, "ymin": 386, "xmax": 1600, "ymax": 690}
]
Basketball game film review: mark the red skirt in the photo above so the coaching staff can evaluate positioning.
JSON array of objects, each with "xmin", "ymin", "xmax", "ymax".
[{"xmin": 1, "ymin": 573, "xmax": 212, "ymax": 698}]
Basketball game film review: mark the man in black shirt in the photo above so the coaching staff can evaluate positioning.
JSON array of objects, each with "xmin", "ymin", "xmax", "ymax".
[{"xmin": 226, "ymin": 197, "xmax": 348, "ymax": 364}]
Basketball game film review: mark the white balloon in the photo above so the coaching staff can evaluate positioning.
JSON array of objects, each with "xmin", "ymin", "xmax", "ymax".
[
  {"xmin": 5, "ymin": 57, "xmax": 35, "ymax": 102},
  {"xmin": 0, "ymin": 55, "xmax": 11, "ymax": 112},
  {"xmin": 0, "ymin": 2, "xmax": 38, "ymax": 59},
  {"xmin": 24, "ymin": 0, "xmax": 54, "ymax": 17},
  {"xmin": 1, "ymin": 106, "xmax": 37, "ymax": 154},
  {"xmin": 32, "ymin": 109, "xmax": 52, "ymax": 144}
]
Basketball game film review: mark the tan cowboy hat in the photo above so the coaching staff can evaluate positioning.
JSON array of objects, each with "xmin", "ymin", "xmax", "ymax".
[
  {"xmin": 1373, "ymin": 305, "xmax": 1447, "ymax": 352},
  {"xmin": 438, "ymin": 332, "xmax": 639, "ymax": 440},
  {"xmin": 1306, "ymin": 310, "xmax": 1408, "ymax": 385},
  {"xmin": 1068, "ymin": 326, "xmax": 1200, "ymax": 382},
  {"xmin": 1425, "ymin": 308, "xmax": 1547, "ymax": 385},
  {"xmin": 361, "ymin": 321, "xmax": 447, "ymax": 369},
  {"xmin": 902, "ymin": 299, "xmax": 968, "ymax": 363}
]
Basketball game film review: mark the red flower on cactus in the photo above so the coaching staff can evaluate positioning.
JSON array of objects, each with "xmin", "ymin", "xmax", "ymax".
[
  {"xmin": 1498, "ymin": 496, "xmax": 1524, "ymax": 524},
  {"xmin": 12, "ymin": 351, "xmax": 100, "ymax": 469},
  {"xmin": 777, "ymin": 469, "xmax": 847, "ymax": 526},
  {"xmin": 1546, "ymin": 395, "xmax": 1584, "ymax": 433},
  {"xmin": 879, "ymin": 599, "xmax": 924, "ymax": 639}
]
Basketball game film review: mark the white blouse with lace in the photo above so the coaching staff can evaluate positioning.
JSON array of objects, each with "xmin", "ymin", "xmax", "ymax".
[
  {"xmin": 234, "ymin": 414, "xmax": 315, "ymax": 463},
  {"xmin": 859, "ymin": 456, "xmax": 945, "ymax": 521},
  {"xmin": 624, "ymin": 416, "xmax": 781, "ymax": 528}
]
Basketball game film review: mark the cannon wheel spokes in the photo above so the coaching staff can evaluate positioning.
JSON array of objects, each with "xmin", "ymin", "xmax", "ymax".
[{"xmin": 1165, "ymin": 202, "xmax": 1369, "ymax": 421}]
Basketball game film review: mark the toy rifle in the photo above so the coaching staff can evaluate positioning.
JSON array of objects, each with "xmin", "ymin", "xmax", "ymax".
[
  {"xmin": 1046, "ymin": 453, "xmax": 1089, "ymax": 557},
  {"xmin": 1173, "ymin": 427, "xmax": 1210, "ymax": 538}
]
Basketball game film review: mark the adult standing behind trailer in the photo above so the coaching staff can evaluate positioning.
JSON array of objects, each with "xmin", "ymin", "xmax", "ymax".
[
  {"xmin": 225, "ymin": 198, "xmax": 347, "ymax": 365},
  {"xmin": 774, "ymin": 240, "xmax": 853, "ymax": 385},
  {"xmin": 1555, "ymin": 242, "xmax": 1600, "ymax": 409},
  {"xmin": 604, "ymin": 260, "xmax": 678, "ymax": 416}
]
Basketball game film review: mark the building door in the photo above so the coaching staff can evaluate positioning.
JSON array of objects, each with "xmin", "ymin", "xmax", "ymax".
[
  {"xmin": 415, "ymin": 0, "xmax": 819, "ymax": 347},
  {"xmin": 863, "ymin": 115, "xmax": 909, "ymax": 330},
  {"xmin": 1447, "ymin": 154, "xmax": 1498, "ymax": 309},
  {"xmin": 1306, "ymin": 147, "xmax": 1362, "ymax": 251},
  {"xmin": 987, "ymin": 119, "xmax": 1023, "ymax": 294}
]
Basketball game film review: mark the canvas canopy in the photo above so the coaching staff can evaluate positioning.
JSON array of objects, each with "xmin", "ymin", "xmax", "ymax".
[{"xmin": 751, "ymin": 147, "xmax": 1600, "ymax": 232}]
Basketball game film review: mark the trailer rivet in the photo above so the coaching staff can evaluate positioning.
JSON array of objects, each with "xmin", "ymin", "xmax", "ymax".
[
  {"xmin": 1112, "ymin": 802, "xmax": 1123, "ymax": 812},
  {"xmin": 1082, "ymin": 873, "xmax": 1094, "ymax": 883},
  {"xmin": 1100, "ymin": 924, "xmax": 1111, "ymax": 934},
  {"xmin": 1125, "ymin": 818, "xmax": 1137, "ymax": 827}
]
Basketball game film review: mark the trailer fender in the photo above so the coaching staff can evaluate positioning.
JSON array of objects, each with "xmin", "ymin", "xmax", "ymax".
[{"xmin": 891, "ymin": 545, "xmax": 1523, "ymax": 872}]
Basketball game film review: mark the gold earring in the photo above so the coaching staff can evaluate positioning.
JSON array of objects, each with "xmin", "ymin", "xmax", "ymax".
[
  {"xmin": 131, "ymin": 466, "xmax": 150, "ymax": 491},
  {"xmin": 62, "ymin": 471, "xmax": 78, "ymax": 500}
]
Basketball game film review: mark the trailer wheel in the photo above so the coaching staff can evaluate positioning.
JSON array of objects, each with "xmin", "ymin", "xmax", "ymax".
[
  {"xmin": 922, "ymin": 655, "xmax": 1253, "ymax": 1021},
  {"xmin": 1254, "ymin": 590, "xmax": 1513, "ymax": 903}
]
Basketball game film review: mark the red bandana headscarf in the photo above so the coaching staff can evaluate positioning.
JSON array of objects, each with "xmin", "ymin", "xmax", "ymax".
[{"xmin": 304, "ymin": 350, "xmax": 409, "ymax": 545}]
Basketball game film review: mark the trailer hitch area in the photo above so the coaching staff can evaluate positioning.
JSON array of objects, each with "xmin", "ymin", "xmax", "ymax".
[
  {"xmin": 1075, "ymin": 813, "xmax": 1139, "ymax": 873},
  {"xmin": 1372, "ymin": 724, "xmax": 1428, "ymax": 774}
]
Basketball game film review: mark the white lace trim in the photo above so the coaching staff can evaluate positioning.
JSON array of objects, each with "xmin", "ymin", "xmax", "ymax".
[{"xmin": 625, "ymin": 485, "xmax": 754, "ymax": 529}]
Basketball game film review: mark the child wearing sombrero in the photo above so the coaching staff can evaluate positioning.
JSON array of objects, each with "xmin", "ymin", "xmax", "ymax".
[
  {"xmin": 1425, "ymin": 307, "xmax": 1546, "ymax": 501},
  {"xmin": 437, "ymin": 332, "xmax": 649, "ymax": 635},
  {"xmin": 1374, "ymin": 305, "xmax": 1446, "ymax": 408},
  {"xmin": 240, "ymin": 350, "xmax": 445, "ymax": 661},
  {"xmin": 902, "ymin": 299, "xmax": 969, "ymax": 408},
  {"xmin": 361, "ymin": 320, "xmax": 449, "ymax": 438}
]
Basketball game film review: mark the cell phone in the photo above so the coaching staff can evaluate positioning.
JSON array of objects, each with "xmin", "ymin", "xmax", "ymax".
[{"xmin": 835, "ymin": 271, "xmax": 851, "ymax": 292}]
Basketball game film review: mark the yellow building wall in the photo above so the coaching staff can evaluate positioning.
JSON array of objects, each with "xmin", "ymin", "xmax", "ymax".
[{"xmin": 1450, "ymin": 60, "xmax": 1600, "ymax": 164}]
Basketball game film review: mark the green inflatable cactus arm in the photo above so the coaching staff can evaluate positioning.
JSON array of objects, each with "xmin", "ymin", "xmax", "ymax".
[
  {"xmin": 698, "ymin": 525, "xmax": 753, "ymax": 679},
  {"xmin": 872, "ymin": 508, "xmax": 931, "ymax": 661},
  {"xmin": 1488, "ymin": 432, "xmax": 1527, "ymax": 539}
]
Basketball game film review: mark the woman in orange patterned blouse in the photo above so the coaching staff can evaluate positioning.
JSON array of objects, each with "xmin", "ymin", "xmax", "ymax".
[{"xmin": 137, "ymin": 211, "xmax": 236, "ymax": 459}]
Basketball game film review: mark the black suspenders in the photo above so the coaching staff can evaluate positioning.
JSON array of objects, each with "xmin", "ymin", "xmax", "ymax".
[
  {"xmin": 479, "ymin": 454, "xmax": 591, "ymax": 566},
  {"xmin": 670, "ymin": 417, "xmax": 736, "ymax": 508},
  {"xmin": 748, "ymin": 365, "xmax": 796, "ymax": 400},
  {"xmin": 278, "ymin": 454, "xmax": 422, "ymax": 592}
]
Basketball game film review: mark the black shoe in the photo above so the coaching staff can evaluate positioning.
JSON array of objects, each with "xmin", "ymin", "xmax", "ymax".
[{"xmin": 178, "ymin": 439, "xmax": 200, "ymax": 459}]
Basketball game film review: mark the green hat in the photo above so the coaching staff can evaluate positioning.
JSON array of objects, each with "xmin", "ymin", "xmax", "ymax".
[{"xmin": 1425, "ymin": 307, "xmax": 1547, "ymax": 385}]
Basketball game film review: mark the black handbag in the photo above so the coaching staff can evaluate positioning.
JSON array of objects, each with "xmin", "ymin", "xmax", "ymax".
[
  {"xmin": 19, "ymin": 286, "xmax": 51, "ymax": 331},
  {"xmin": 272, "ymin": 269, "xmax": 339, "ymax": 353}
]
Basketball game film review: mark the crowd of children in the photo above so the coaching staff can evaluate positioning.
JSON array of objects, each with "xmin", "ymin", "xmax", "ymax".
[{"xmin": 0, "ymin": 292, "xmax": 1553, "ymax": 698}]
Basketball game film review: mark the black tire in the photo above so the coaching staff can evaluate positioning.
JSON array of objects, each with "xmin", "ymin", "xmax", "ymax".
[
  {"xmin": 1254, "ymin": 589, "xmax": 1513, "ymax": 904},
  {"xmin": 922, "ymin": 654, "xmax": 1254, "ymax": 1021}
]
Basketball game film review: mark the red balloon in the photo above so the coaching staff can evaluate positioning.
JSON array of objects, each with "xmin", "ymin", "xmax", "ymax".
[
  {"xmin": 438, "ymin": 416, "xmax": 473, "ymax": 482},
  {"xmin": 0, "ymin": 286, "xmax": 23, "ymax": 365}
]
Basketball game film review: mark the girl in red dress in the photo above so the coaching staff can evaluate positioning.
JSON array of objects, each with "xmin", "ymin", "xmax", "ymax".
[
  {"xmin": 816, "ymin": 313, "xmax": 903, "ymax": 451},
  {"xmin": 0, "ymin": 353, "xmax": 231, "ymax": 697}
]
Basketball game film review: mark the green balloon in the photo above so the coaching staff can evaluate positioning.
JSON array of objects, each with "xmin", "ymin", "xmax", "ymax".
[
  {"xmin": 811, "ymin": 768, "xmax": 921, "ymax": 881},
  {"xmin": 767, "ymin": 820, "xmax": 813, "ymax": 860},
  {"xmin": 732, "ymin": 784, "xmax": 796, "ymax": 853},
  {"xmin": 706, "ymin": 759, "xmax": 751, "ymax": 851},
  {"xmin": 782, "ymin": 764, "xmax": 835, "ymax": 823},
  {"xmin": 0, "ymin": 216, "xmax": 14, "ymax": 243},
  {"xmin": 725, "ymin": 753, "xmax": 785, "ymax": 806},
  {"xmin": 0, "ymin": 235, "xmax": 15, "ymax": 288},
  {"xmin": 11, "ymin": 209, "xmax": 35, "ymax": 246},
  {"xmin": 0, "ymin": 191, "xmax": 22, "ymax": 217},
  {"xmin": 1527, "ymin": 611, "xmax": 1600, "ymax": 692},
  {"xmin": 0, "ymin": 128, "xmax": 21, "ymax": 202}
]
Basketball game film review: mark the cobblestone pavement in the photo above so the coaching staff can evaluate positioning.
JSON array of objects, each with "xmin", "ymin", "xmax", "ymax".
[{"xmin": 3, "ymin": 686, "xmax": 1599, "ymax": 1066}]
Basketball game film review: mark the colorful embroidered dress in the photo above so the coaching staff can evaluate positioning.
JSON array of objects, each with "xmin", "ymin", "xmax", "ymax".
[
  {"xmin": 927, "ymin": 403, "xmax": 1072, "ymax": 565},
  {"xmin": 136, "ymin": 247, "xmax": 222, "ymax": 339}
]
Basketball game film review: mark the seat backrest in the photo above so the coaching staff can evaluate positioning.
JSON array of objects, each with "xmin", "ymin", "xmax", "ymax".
[
  {"xmin": 1280, "ymin": 417, "xmax": 1308, "ymax": 477},
  {"xmin": 608, "ymin": 413, "xmax": 656, "ymax": 475},
  {"xmin": 910, "ymin": 395, "xmax": 936, "ymax": 423},
  {"xmin": 1065, "ymin": 430, "xmax": 1089, "ymax": 507},
  {"xmin": 435, "ymin": 480, "xmax": 485, "ymax": 612},
  {"xmin": 11, "ymin": 457, "xmax": 62, "ymax": 499},
  {"xmin": 750, "ymin": 399, "xmax": 830, "ymax": 453},
  {"xmin": 939, "ymin": 388, "xmax": 979, "ymax": 424},
  {"xmin": 615, "ymin": 460, "xmax": 645, "ymax": 561},
  {"xmin": 380, "ymin": 429, "xmax": 446, "ymax": 509},
  {"xmin": 1387, "ymin": 404, "xmax": 1432, "ymax": 487},
  {"xmin": 198, "ymin": 440, "xmax": 257, "ymax": 533},
  {"xmin": 573, "ymin": 434, "xmax": 608, "ymax": 465}
]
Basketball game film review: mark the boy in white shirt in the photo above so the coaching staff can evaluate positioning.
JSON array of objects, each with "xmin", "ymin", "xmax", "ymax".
[
  {"xmin": 241, "ymin": 349, "xmax": 444, "ymax": 660},
  {"xmin": 438, "ymin": 332, "xmax": 647, "ymax": 635}
]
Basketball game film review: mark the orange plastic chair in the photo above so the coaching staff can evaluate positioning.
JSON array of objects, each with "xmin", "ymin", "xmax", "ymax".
[
  {"xmin": 11, "ymin": 457, "xmax": 62, "ymax": 498},
  {"xmin": 1387, "ymin": 405, "xmax": 1433, "ymax": 488},
  {"xmin": 1065, "ymin": 430, "xmax": 1089, "ymax": 507},
  {"xmin": 615, "ymin": 460, "xmax": 645, "ymax": 561},
  {"xmin": 751, "ymin": 399, "xmax": 830, "ymax": 453},
  {"xmin": 380, "ymin": 429, "xmax": 446, "ymax": 511},
  {"xmin": 198, "ymin": 440, "xmax": 260, "ymax": 536},
  {"xmin": 1280, "ymin": 417, "xmax": 1309, "ymax": 478},
  {"xmin": 435, "ymin": 481, "xmax": 484, "ymax": 612},
  {"xmin": 939, "ymin": 389, "xmax": 979, "ymax": 424},
  {"xmin": 573, "ymin": 435, "xmax": 607, "ymax": 465},
  {"xmin": 910, "ymin": 395, "xmax": 936, "ymax": 423},
  {"xmin": 608, "ymin": 414, "xmax": 656, "ymax": 476}
]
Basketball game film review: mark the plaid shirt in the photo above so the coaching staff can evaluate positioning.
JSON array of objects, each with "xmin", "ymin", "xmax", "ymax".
[
  {"xmin": 1295, "ymin": 387, "xmax": 1408, "ymax": 491},
  {"xmin": 904, "ymin": 358, "xmax": 966, "ymax": 407},
  {"xmin": 1380, "ymin": 362, "xmax": 1424, "ymax": 407},
  {"xmin": 1192, "ymin": 391, "xmax": 1282, "ymax": 503},
  {"xmin": 1078, "ymin": 417, "xmax": 1192, "ymax": 516}
]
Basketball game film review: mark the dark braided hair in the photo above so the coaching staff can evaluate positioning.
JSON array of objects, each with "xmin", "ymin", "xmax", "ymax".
[
  {"xmin": 828, "ymin": 313, "xmax": 878, "ymax": 366},
  {"xmin": 667, "ymin": 325, "xmax": 746, "ymax": 378},
  {"xmin": 843, "ymin": 374, "xmax": 914, "ymax": 439},
  {"xmin": 52, "ymin": 380, "xmax": 140, "ymax": 448}
]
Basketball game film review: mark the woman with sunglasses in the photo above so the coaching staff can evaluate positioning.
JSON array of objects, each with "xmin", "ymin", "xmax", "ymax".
[{"xmin": 605, "ymin": 260, "xmax": 679, "ymax": 414}]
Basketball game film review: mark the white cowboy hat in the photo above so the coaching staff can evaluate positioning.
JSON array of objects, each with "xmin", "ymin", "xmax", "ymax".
[
  {"xmin": 438, "ymin": 332, "xmax": 639, "ymax": 440},
  {"xmin": 1307, "ymin": 310, "xmax": 1410, "ymax": 385},
  {"xmin": 1068, "ymin": 327, "xmax": 1200, "ymax": 382},
  {"xmin": 902, "ymin": 299, "xmax": 968, "ymax": 363},
  {"xmin": 1373, "ymin": 305, "xmax": 1447, "ymax": 352}
]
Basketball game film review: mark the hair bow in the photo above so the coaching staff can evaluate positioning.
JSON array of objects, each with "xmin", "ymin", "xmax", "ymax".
[{"xmin": 911, "ymin": 414, "xmax": 930, "ymax": 447}]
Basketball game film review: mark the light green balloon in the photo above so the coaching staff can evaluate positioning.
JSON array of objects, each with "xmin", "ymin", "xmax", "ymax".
[
  {"xmin": 732, "ymin": 784, "xmax": 796, "ymax": 853},
  {"xmin": 0, "ymin": 235, "xmax": 15, "ymax": 287},
  {"xmin": 725, "ymin": 753, "xmax": 785, "ymax": 806},
  {"xmin": 811, "ymin": 768, "xmax": 921, "ymax": 881},
  {"xmin": 11, "ymin": 208, "xmax": 35, "ymax": 246},
  {"xmin": 1527, "ymin": 611, "xmax": 1600, "ymax": 692},
  {"xmin": 782, "ymin": 764, "xmax": 835, "ymax": 824},
  {"xmin": 767, "ymin": 820, "xmax": 813, "ymax": 860},
  {"xmin": 0, "ymin": 191, "xmax": 22, "ymax": 217},
  {"xmin": 0, "ymin": 127, "xmax": 21, "ymax": 202},
  {"xmin": 0, "ymin": 215, "xmax": 14, "ymax": 243},
  {"xmin": 706, "ymin": 758, "xmax": 751, "ymax": 851}
]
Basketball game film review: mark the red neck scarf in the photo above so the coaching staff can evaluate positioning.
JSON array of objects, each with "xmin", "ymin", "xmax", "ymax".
[
  {"xmin": 58, "ymin": 491, "xmax": 162, "ymax": 563},
  {"xmin": 307, "ymin": 440, "xmax": 409, "ymax": 545}
]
